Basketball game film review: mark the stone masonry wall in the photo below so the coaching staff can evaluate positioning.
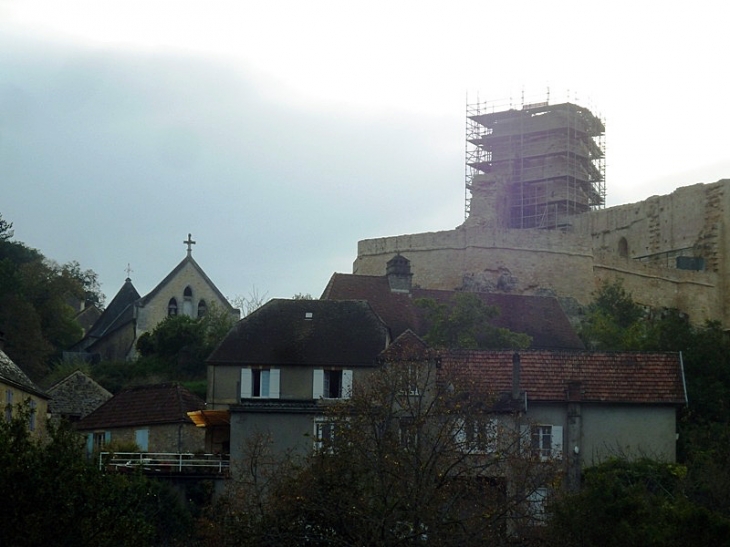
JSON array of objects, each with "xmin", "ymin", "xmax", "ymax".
[{"xmin": 354, "ymin": 180, "xmax": 730, "ymax": 326}]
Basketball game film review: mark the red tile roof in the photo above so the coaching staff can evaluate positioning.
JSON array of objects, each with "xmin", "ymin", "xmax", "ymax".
[
  {"xmin": 322, "ymin": 273, "xmax": 584, "ymax": 350},
  {"xmin": 441, "ymin": 350, "xmax": 686, "ymax": 405},
  {"xmin": 75, "ymin": 383, "xmax": 205, "ymax": 430}
]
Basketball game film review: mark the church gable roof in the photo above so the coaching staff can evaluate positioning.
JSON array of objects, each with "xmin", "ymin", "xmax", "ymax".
[
  {"xmin": 321, "ymin": 272, "xmax": 584, "ymax": 350},
  {"xmin": 208, "ymin": 299, "xmax": 390, "ymax": 367},
  {"xmin": 75, "ymin": 383, "xmax": 204, "ymax": 430}
]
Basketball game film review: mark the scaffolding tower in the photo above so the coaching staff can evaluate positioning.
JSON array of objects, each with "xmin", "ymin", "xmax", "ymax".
[{"xmin": 465, "ymin": 94, "xmax": 605, "ymax": 228}]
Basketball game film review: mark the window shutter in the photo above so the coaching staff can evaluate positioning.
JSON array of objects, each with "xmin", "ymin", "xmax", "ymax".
[
  {"xmin": 342, "ymin": 369, "xmax": 353, "ymax": 399},
  {"xmin": 551, "ymin": 425, "xmax": 563, "ymax": 460},
  {"xmin": 269, "ymin": 369, "xmax": 280, "ymax": 399},
  {"xmin": 520, "ymin": 424, "xmax": 530, "ymax": 454},
  {"xmin": 486, "ymin": 418, "xmax": 499, "ymax": 453},
  {"xmin": 454, "ymin": 418, "xmax": 467, "ymax": 447},
  {"xmin": 313, "ymin": 369, "xmax": 324, "ymax": 399},
  {"xmin": 86, "ymin": 434, "xmax": 94, "ymax": 455},
  {"xmin": 241, "ymin": 368, "xmax": 252, "ymax": 399},
  {"xmin": 104, "ymin": 431, "xmax": 111, "ymax": 444}
]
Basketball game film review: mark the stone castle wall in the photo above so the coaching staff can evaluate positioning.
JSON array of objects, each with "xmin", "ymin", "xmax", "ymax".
[{"xmin": 354, "ymin": 180, "xmax": 729, "ymax": 326}]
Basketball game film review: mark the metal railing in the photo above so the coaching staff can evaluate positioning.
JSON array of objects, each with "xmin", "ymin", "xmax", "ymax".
[{"xmin": 99, "ymin": 452, "xmax": 229, "ymax": 475}]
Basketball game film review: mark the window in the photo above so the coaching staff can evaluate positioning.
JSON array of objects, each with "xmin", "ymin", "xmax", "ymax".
[
  {"xmin": 5, "ymin": 389, "xmax": 13, "ymax": 422},
  {"xmin": 526, "ymin": 424, "xmax": 563, "ymax": 461},
  {"xmin": 28, "ymin": 399, "xmax": 37, "ymax": 432},
  {"xmin": 618, "ymin": 237, "xmax": 628, "ymax": 258},
  {"xmin": 455, "ymin": 417, "xmax": 498, "ymax": 454},
  {"xmin": 183, "ymin": 286, "xmax": 194, "ymax": 316},
  {"xmin": 404, "ymin": 365, "xmax": 421, "ymax": 396},
  {"xmin": 241, "ymin": 368, "xmax": 280, "ymax": 399},
  {"xmin": 197, "ymin": 299, "xmax": 207, "ymax": 318},
  {"xmin": 399, "ymin": 418, "xmax": 419, "ymax": 450},
  {"xmin": 168, "ymin": 298, "xmax": 178, "ymax": 316},
  {"xmin": 313, "ymin": 369, "xmax": 353, "ymax": 399},
  {"xmin": 527, "ymin": 487, "xmax": 549, "ymax": 523},
  {"xmin": 135, "ymin": 429, "xmax": 149, "ymax": 452},
  {"xmin": 313, "ymin": 418, "xmax": 342, "ymax": 452},
  {"xmin": 93, "ymin": 431, "xmax": 110, "ymax": 452}
]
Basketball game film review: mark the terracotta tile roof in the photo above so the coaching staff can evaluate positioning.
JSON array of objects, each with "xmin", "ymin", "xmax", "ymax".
[
  {"xmin": 75, "ymin": 383, "xmax": 204, "ymax": 430},
  {"xmin": 440, "ymin": 350, "xmax": 686, "ymax": 405},
  {"xmin": 208, "ymin": 299, "xmax": 390, "ymax": 366},
  {"xmin": 321, "ymin": 273, "xmax": 584, "ymax": 350}
]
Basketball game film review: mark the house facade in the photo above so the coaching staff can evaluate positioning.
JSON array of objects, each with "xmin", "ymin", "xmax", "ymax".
[
  {"xmin": 75, "ymin": 383, "xmax": 206, "ymax": 456},
  {"xmin": 0, "ymin": 345, "xmax": 49, "ymax": 437},
  {"xmin": 438, "ymin": 346, "xmax": 687, "ymax": 489},
  {"xmin": 205, "ymin": 298, "xmax": 390, "ymax": 459}
]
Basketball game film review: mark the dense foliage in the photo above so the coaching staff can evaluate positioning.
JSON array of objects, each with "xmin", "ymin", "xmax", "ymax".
[
  {"xmin": 416, "ymin": 292, "xmax": 532, "ymax": 349},
  {"xmin": 547, "ymin": 458, "xmax": 730, "ymax": 547},
  {"xmin": 0, "ymin": 214, "xmax": 103, "ymax": 380},
  {"xmin": 0, "ymin": 404, "xmax": 192, "ymax": 546}
]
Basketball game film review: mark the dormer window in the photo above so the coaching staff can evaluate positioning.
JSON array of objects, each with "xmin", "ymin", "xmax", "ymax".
[{"xmin": 168, "ymin": 298, "xmax": 178, "ymax": 316}]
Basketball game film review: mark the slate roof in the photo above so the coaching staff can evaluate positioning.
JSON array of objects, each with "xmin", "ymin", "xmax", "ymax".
[
  {"xmin": 440, "ymin": 350, "xmax": 687, "ymax": 405},
  {"xmin": 0, "ymin": 349, "xmax": 48, "ymax": 399},
  {"xmin": 321, "ymin": 273, "xmax": 584, "ymax": 350},
  {"xmin": 75, "ymin": 383, "xmax": 205, "ymax": 430},
  {"xmin": 47, "ymin": 370, "xmax": 112, "ymax": 419},
  {"xmin": 208, "ymin": 299, "xmax": 390, "ymax": 366},
  {"xmin": 86, "ymin": 278, "xmax": 140, "ymax": 339}
]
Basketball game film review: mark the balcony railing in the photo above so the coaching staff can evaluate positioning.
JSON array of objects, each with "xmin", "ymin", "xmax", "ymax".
[{"xmin": 99, "ymin": 452, "xmax": 229, "ymax": 475}]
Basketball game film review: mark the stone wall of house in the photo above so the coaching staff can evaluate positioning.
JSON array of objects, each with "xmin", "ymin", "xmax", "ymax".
[
  {"xmin": 47, "ymin": 372, "xmax": 111, "ymax": 420},
  {"xmin": 109, "ymin": 423, "xmax": 205, "ymax": 453},
  {"xmin": 354, "ymin": 180, "xmax": 729, "ymax": 326}
]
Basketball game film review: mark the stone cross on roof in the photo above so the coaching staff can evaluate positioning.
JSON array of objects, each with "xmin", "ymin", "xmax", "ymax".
[
  {"xmin": 125, "ymin": 263, "xmax": 133, "ymax": 281},
  {"xmin": 184, "ymin": 233, "xmax": 196, "ymax": 256}
]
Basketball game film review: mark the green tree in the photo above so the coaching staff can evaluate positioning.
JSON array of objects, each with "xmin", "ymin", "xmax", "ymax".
[
  {"xmin": 546, "ymin": 458, "xmax": 730, "ymax": 547},
  {"xmin": 416, "ymin": 292, "xmax": 531, "ymax": 349},
  {"xmin": 0, "ymin": 402, "xmax": 192, "ymax": 546},
  {"xmin": 579, "ymin": 280, "xmax": 649, "ymax": 350},
  {"xmin": 0, "ymin": 222, "xmax": 100, "ymax": 379},
  {"xmin": 135, "ymin": 304, "xmax": 235, "ymax": 380},
  {"xmin": 0, "ymin": 213, "xmax": 13, "ymax": 241}
]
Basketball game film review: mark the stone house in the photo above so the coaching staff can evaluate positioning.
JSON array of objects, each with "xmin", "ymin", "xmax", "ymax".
[
  {"xmin": 75, "ymin": 383, "xmax": 205, "ymax": 456},
  {"xmin": 73, "ymin": 235, "xmax": 239, "ymax": 362},
  {"xmin": 46, "ymin": 370, "xmax": 112, "ymax": 423},
  {"xmin": 0, "ymin": 344, "xmax": 49, "ymax": 437}
]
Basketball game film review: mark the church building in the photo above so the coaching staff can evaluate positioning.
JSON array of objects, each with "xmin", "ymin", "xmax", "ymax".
[{"xmin": 74, "ymin": 235, "xmax": 240, "ymax": 362}]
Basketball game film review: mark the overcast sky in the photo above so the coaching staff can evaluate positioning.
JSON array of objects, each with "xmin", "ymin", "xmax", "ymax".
[{"xmin": 2, "ymin": 1, "xmax": 728, "ymax": 307}]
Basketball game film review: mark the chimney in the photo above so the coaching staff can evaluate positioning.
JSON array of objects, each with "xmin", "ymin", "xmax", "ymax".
[
  {"xmin": 386, "ymin": 254, "xmax": 413, "ymax": 293},
  {"xmin": 511, "ymin": 352, "xmax": 521, "ymax": 400}
]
